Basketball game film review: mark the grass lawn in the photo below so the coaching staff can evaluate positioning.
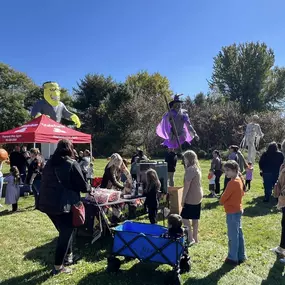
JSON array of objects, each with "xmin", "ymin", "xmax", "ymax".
[{"xmin": 0, "ymin": 159, "xmax": 284, "ymax": 285}]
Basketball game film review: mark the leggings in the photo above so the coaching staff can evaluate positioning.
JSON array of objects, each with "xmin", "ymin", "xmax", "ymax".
[{"xmin": 48, "ymin": 213, "xmax": 74, "ymax": 266}]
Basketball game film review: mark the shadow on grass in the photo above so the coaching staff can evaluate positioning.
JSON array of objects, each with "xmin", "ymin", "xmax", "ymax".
[
  {"xmin": 24, "ymin": 234, "xmax": 113, "ymax": 266},
  {"xmin": 243, "ymin": 196, "xmax": 278, "ymax": 217},
  {"xmin": 0, "ymin": 269, "xmax": 51, "ymax": 285},
  {"xmin": 24, "ymin": 238, "xmax": 58, "ymax": 266},
  {"xmin": 203, "ymin": 200, "xmax": 220, "ymax": 211},
  {"xmin": 261, "ymin": 256, "xmax": 285, "ymax": 285},
  {"xmin": 184, "ymin": 263, "xmax": 236, "ymax": 285},
  {"xmin": 77, "ymin": 262, "xmax": 165, "ymax": 285}
]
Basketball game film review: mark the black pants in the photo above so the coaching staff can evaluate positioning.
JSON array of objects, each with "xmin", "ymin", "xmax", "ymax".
[
  {"xmin": 148, "ymin": 207, "xmax": 158, "ymax": 224},
  {"xmin": 12, "ymin": 203, "xmax": 18, "ymax": 212},
  {"xmin": 32, "ymin": 180, "xmax": 41, "ymax": 209},
  {"xmin": 246, "ymin": 180, "xmax": 251, "ymax": 190},
  {"xmin": 214, "ymin": 170, "xmax": 223, "ymax": 194},
  {"xmin": 224, "ymin": 177, "xmax": 231, "ymax": 190},
  {"xmin": 48, "ymin": 213, "xmax": 74, "ymax": 266},
  {"xmin": 280, "ymin": 208, "xmax": 285, "ymax": 249}
]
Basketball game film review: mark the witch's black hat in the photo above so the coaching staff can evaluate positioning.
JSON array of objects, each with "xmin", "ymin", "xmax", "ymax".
[{"xmin": 169, "ymin": 94, "xmax": 183, "ymax": 108}]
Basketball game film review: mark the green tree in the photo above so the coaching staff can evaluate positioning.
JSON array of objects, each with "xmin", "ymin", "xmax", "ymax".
[
  {"xmin": 210, "ymin": 42, "xmax": 276, "ymax": 113},
  {"xmin": 0, "ymin": 63, "xmax": 35, "ymax": 130},
  {"xmin": 125, "ymin": 71, "xmax": 172, "ymax": 153},
  {"xmin": 263, "ymin": 67, "xmax": 285, "ymax": 110},
  {"xmin": 0, "ymin": 62, "xmax": 35, "ymax": 93},
  {"xmin": 193, "ymin": 92, "xmax": 206, "ymax": 106},
  {"xmin": 0, "ymin": 90, "xmax": 30, "ymax": 132},
  {"xmin": 73, "ymin": 74, "xmax": 133, "ymax": 155}
]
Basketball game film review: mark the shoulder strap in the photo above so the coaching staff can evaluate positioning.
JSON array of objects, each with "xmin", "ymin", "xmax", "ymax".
[{"xmin": 54, "ymin": 160, "xmax": 75, "ymax": 186}]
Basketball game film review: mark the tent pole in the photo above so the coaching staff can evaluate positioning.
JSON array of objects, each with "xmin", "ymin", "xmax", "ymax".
[
  {"xmin": 49, "ymin": 143, "xmax": 51, "ymax": 159},
  {"xmin": 33, "ymin": 143, "xmax": 36, "ymax": 148},
  {"xmin": 90, "ymin": 142, "xmax": 93, "ymax": 160}
]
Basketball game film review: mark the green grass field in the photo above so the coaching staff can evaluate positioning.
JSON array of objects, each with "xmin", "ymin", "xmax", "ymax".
[{"xmin": 0, "ymin": 159, "xmax": 284, "ymax": 285}]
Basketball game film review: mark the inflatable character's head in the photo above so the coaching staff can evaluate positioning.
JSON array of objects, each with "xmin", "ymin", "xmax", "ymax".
[{"xmin": 43, "ymin": 81, "xmax": 60, "ymax": 107}]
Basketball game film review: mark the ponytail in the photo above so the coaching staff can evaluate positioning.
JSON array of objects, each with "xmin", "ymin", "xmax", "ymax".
[{"xmin": 238, "ymin": 172, "xmax": 246, "ymax": 192}]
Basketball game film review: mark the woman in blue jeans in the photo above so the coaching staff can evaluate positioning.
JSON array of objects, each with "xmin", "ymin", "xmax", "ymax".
[{"xmin": 259, "ymin": 142, "xmax": 284, "ymax": 202}]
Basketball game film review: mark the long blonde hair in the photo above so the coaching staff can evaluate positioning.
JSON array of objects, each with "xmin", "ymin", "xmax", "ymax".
[
  {"xmin": 146, "ymin": 169, "xmax": 161, "ymax": 192},
  {"xmin": 183, "ymin": 150, "xmax": 200, "ymax": 169},
  {"xmin": 107, "ymin": 153, "xmax": 123, "ymax": 169}
]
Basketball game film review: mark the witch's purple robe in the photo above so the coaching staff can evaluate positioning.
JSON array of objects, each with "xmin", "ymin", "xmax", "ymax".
[{"xmin": 156, "ymin": 109, "xmax": 194, "ymax": 149}]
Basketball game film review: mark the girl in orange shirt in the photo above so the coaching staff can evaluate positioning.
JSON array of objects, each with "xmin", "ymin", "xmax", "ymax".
[{"xmin": 220, "ymin": 160, "xmax": 246, "ymax": 265}]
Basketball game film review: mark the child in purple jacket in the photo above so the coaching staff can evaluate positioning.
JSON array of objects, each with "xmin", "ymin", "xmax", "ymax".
[{"xmin": 245, "ymin": 162, "xmax": 253, "ymax": 191}]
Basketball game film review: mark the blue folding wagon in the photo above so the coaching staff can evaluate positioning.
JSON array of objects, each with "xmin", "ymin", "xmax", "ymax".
[{"xmin": 107, "ymin": 221, "xmax": 191, "ymax": 285}]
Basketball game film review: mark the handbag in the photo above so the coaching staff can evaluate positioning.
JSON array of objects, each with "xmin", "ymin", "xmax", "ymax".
[
  {"xmin": 72, "ymin": 201, "xmax": 86, "ymax": 227},
  {"xmin": 54, "ymin": 167, "xmax": 85, "ymax": 226}
]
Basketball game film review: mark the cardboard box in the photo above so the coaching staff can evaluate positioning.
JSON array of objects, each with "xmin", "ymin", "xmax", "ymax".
[{"xmin": 168, "ymin": 186, "xmax": 183, "ymax": 215}]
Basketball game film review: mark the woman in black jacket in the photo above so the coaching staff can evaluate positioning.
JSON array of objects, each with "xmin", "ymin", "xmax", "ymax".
[
  {"xmin": 259, "ymin": 142, "xmax": 284, "ymax": 202},
  {"xmin": 39, "ymin": 139, "xmax": 89, "ymax": 275}
]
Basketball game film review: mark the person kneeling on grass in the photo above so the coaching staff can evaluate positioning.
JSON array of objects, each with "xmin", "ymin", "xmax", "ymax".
[{"xmin": 220, "ymin": 160, "xmax": 247, "ymax": 265}]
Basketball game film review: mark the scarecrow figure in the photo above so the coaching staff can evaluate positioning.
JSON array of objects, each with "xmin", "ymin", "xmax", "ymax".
[
  {"xmin": 240, "ymin": 115, "xmax": 264, "ymax": 163},
  {"xmin": 156, "ymin": 94, "xmax": 199, "ymax": 149}
]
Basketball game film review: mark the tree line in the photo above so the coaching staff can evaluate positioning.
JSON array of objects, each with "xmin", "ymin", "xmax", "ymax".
[{"xmin": 1, "ymin": 41, "xmax": 285, "ymax": 157}]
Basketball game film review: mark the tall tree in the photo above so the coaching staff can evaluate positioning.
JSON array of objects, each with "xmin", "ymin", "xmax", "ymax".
[
  {"xmin": 125, "ymin": 71, "xmax": 172, "ymax": 153},
  {"xmin": 263, "ymin": 67, "xmax": 285, "ymax": 110},
  {"xmin": 0, "ymin": 90, "xmax": 30, "ymax": 132},
  {"xmin": 193, "ymin": 92, "xmax": 206, "ymax": 106},
  {"xmin": 0, "ymin": 63, "xmax": 35, "ymax": 93},
  {"xmin": 73, "ymin": 74, "xmax": 133, "ymax": 155},
  {"xmin": 210, "ymin": 42, "xmax": 276, "ymax": 113}
]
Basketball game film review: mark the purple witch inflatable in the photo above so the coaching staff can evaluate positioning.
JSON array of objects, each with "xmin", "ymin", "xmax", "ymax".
[{"xmin": 156, "ymin": 94, "xmax": 199, "ymax": 149}]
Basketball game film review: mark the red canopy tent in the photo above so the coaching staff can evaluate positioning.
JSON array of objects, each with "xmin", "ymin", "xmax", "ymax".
[{"xmin": 0, "ymin": 115, "xmax": 91, "ymax": 144}]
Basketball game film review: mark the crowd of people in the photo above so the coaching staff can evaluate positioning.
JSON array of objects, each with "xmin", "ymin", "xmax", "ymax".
[
  {"xmin": 0, "ymin": 144, "xmax": 95, "ymax": 213},
  {"xmin": 2, "ymin": 139, "xmax": 285, "ymax": 274}
]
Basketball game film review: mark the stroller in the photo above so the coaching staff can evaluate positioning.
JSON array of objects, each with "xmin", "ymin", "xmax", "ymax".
[{"xmin": 107, "ymin": 221, "xmax": 191, "ymax": 285}]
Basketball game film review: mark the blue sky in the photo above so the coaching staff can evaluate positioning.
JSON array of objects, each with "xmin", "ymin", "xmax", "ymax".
[{"xmin": 1, "ymin": 0, "xmax": 285, "ymax": 97}]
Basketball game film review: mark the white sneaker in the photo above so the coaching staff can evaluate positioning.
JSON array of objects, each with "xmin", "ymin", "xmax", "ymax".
[{"xmin": 271, "ymin": 247, "xmax": 285, "ymax": 255}]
